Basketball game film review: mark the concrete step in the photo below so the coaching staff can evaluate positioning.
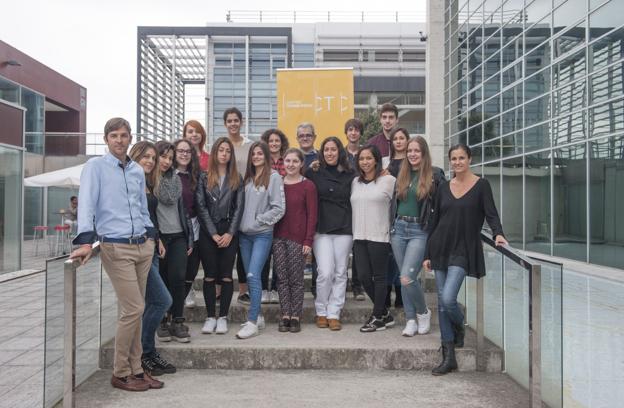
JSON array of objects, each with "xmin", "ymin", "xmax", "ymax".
[
  {"xmin": 100, "ymin": 323, "xmax": 502, "ymax": 372},
  {"xmin": 183, "ymin": 291, "xmax": 445, "ymax": 325},
  {"xmin": 191, "ymin": 270, "xmax": 438, "ymax": 292}
]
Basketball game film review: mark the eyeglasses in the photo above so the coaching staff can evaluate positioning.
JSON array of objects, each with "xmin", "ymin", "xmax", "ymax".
[
  {"xmin": 298, "ymin": 133, "xmax": 314, "ymax": 139},
  {"xmin": 176, "ymin": 149, "xmax": 193, "ymax": 156}
]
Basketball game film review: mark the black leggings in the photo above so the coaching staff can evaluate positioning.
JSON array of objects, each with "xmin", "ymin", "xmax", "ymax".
[
  {"xmin": 353, "ymin": 240, "xmax": 390, "ymax": 318},
  {"xmin": 198, "ymin": 229, "xmax": 237, "ymax": 318},
  {"xmin": 160, "ymin": 232, "xmax": 188, "ymax": 319}
]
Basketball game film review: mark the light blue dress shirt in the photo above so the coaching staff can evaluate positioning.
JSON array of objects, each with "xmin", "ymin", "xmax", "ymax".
[{"xmin": 73, "ymin": 153, "xmax": 154, "ymax": 245}]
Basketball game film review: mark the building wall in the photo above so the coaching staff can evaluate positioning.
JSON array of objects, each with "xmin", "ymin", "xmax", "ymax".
[{"xmin": 443, "ymin": 0, "xmax": 624, "ymax": 271}]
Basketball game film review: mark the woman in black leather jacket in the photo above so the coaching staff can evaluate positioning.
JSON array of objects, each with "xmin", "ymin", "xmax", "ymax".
[{"xmin": 195, "ymin": 137, "xmax": 244, "ymax": 335}]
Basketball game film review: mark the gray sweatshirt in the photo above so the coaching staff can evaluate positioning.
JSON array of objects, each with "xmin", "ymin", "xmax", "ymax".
[{"xmin": 239, "ymin": 171, "xmax": 285, "ymax": 234}]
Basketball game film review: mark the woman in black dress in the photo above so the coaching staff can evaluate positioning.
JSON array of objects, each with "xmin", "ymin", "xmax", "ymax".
[{"xmin": 424, "ymin": 143, "xmax": 507, "ymax": 376}]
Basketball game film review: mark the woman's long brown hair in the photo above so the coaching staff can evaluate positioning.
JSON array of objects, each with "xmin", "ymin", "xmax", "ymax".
[
  {"xmin": 396, "ymin": 136, "xmax": 433, "ymax": 201},
  {"xmin": 244, "ymin": 142, "xmax": 272, "ymax": 188},
  {"xmin": 206, "ymin": 137, "xmax": 240, "ymax": 190},
  {"xmin": 129, "ymin": 141, "xmax": 161, "ymax": 194}
]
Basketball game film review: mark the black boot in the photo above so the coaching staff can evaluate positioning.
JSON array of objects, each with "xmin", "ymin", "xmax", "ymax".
[
  {"xmin": 432, "ymin": 341, "xmax": 458, "ymax": 376},
  {"xmin": 453, "ymin": 321, "xmax": 465, "ymax": 348}
]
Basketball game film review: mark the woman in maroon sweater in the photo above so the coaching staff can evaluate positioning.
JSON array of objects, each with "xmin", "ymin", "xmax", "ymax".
[{"xmin": 272, "ymin": 148, "xmax": 318, "ymax": 333}]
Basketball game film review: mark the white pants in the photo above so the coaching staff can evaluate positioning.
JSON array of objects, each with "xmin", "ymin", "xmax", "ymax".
[{"xmin": 313, "ymin": 233, "xmax": 353, "ymax": 319}]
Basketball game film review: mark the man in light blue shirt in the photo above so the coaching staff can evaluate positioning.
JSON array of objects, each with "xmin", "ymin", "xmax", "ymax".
[{"xmin": 70, "ymin": 118, "xmax": 161, "ymax": 392}]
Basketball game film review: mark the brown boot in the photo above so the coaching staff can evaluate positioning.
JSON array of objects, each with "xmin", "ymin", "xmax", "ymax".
[
  {"xmin": 328, "ymin": 318, "xmax": 342, "ymax": 331},
  {"xmin": 135, "ymin": 372, "xmax": 164, "ymax": 389},
  {"xmin": 316, "ymin": 316, "xmax": 329, "ymax": 328},
  {"xmin": 111, "ymin": 375, "xmax": 150, "ymax": 392}
]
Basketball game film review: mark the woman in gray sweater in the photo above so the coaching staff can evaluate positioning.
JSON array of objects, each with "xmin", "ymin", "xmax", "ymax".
[{"xmin": 237, "ymin": 142, "xmax": 285, "ymax": 339}]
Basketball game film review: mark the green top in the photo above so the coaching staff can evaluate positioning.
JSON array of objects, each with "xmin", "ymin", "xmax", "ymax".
[{"xmin": 397, "ymin": 170, "xmax": 421, "ymax": 217}]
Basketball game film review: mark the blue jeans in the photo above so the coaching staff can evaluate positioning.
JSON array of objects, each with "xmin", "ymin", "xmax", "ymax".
[
  {"xmin": 434, "ymin": 265, "xmax": 466, "ymax": 343},
  {"xmin": 142, "ymin": 253, "xmax": 172, "ymax": 356},
  {"xmin": 390, "ymin": 219, "xmax": 428, "ymax": 319},
  {"xmin": 239, "ymin": 231, "xmax": 273, "ymax": 323}
]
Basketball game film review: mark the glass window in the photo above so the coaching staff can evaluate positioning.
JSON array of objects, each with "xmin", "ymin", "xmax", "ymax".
[
  {"xmin": 21, "ymin": 88, "xmax": 45, "ymax": 154},
  {"xmin": 525, "ymin": 93, "xmax": 551, "ymax": 127},
  {"xmin": 553, "ymin": 0, "xmax": 587, "ymax": 35},
  {"xmin": 502, "ymin": 105, "xmax": 523, "ymax": 135},
  {"xmin": 502, "ymin": 157, "xmax": 523, "ymax": 245},
  {"xmin": 0, "ymin": 76, "xmax": 20, "ymax": 104},
  {"xmin": 553, "ymin": 109, "xmax": 587, "ymax": 145},
  {"xmin": 590, "ymin": 26, "xmax": 624, "ymax": 74},
  {"xmin": 0, "ymin": 146, "xmax": 23, "ymax": 273},
  {"xmin": 526, "ymin": 42, "xmax": 551, "ymax": 76},
  {"xmin": 502, "ymin": 131, "xmax": 523, "ymax": 157},
  {"xmin": 484, "ymin": 136, "xmax": 502, "ymax": 161},
  {"xmin": 589, "ymin": 1, "xmax": 624, "ymax": 40},
  {"xmin": 590, "ymin": 64, "xmax": 624, "ymax": 105},
  {"xmin": 525, "ymin": 150, "xmax": 552, "ymax": 254},
  {"xmin": 552, "ymin": 77, "xmax": 585, "ymax": 117},
  {"xmin": 553, "ymin": 48, "xmax": 586, "ymax": 88},
  {"xmin": 482, "ymin": 160, "xmax": 501, "ymax": 210},
  {"xmin": 589, "ymin": 134, "xmax": 624, "ymax": 268},
  {"xmin": 323, "ymin": 49, "xmax": 359, "ymax": 62},
  {"xmin": 553, "ymin": 143, "xmax": 587, "ymax": 261},
  {"xmin": 525, "ymin": 121, "xmax": 552, "ymax": 152},
  {"xmin": 590, "ymin": 98, "xmax": 624, "ymax": 139},
  {"xmin": 553, "ymin": 20, "xmax": 586, "ymax": 58}
]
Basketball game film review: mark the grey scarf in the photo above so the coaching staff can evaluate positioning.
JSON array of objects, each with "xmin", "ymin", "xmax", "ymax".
[{"xmin": 157, "ymin": 172, "xmax": 182, "ymax": 205}]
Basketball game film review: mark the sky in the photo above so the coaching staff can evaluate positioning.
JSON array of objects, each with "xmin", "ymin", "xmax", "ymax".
[{"xmin": 1, "ymin": 0, "xmax": 427, "ymax": 133}]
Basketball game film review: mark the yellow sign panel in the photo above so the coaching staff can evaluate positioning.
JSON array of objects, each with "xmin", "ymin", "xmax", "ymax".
[{"xmin": 277, "ymin": 68, "xmax": 354, "ymax": 149}]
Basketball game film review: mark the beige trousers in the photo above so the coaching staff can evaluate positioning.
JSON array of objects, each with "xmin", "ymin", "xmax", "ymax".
[{"xmin": 100, "ymin": 240, "xmax": 155, "ymax": 378}]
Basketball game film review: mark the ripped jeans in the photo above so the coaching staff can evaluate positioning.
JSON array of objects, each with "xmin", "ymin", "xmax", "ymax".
[{"xmin": 390, "ymin": 218, "xmax": 428, "ymax": 320}]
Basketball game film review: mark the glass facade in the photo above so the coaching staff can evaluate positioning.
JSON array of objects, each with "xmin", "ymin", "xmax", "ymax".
[
  {"xmin": 0, "ymin": 75, "xmax": 45, "ymax": 154},
  {"xmin": 0, "ymin": 145, "xmax": 23, "ymax": 272},
  {"xmin": 444, "ymin": 0, "xmax": 624, "ymax": 270}
]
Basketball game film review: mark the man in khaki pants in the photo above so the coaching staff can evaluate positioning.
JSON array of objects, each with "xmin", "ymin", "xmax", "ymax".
[{"xmin": 70, "ymin": 118, "xmax": 163, "ymax": 392}]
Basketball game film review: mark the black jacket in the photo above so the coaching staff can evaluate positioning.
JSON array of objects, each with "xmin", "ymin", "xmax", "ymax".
[
  {"xmin": 195, "ymin": 171, "xmax": 245, "ymax": 237},
  {"xmin": 305, "ymin": 165, "xmax": 356, "ymax": 235},
  {"xmin": 419, "ymin": 166, "xmax": 446, "ymax": 232}
]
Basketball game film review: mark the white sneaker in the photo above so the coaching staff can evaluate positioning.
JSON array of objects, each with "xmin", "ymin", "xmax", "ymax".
[
  {"xmin": 201, "ymin": 317, "xmax": 216, "ymax": 334},
  {"xmin": 215, "ymin": 317, "xmax": 228, "ymax": 334},
  {"xmin": 416, "ymin": 308, "xmax": 431, "ymax": 334},
  {"xmin": 236, "ymin": 321, "xmax": 259, "ymax": 339},
  {"xmin": 185, "ymin": 290, "xmax": 196, "ymax": 308},
  {"xmin": 261, "ymin": 290, "xmax": 270, "ymax": 304},
  {"xmin": 269, "ymin": 290, "xmax": 279, "ymax": 304},
  {"xmin": 257, "ymin": 315, "xmax": 266, "ymax": 330},
  {"xmin": 402, "ymin": 319, "xmax": 418, "ymax": 337}
]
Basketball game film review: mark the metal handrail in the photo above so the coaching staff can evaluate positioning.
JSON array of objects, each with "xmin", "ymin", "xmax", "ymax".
[
  {"xmin": 478, "ymin": 232, "xmax": 544, "ymax": 408},
  {"xmin": 63, "ymin": 242, "xmax": 100, "ymax": 408}
]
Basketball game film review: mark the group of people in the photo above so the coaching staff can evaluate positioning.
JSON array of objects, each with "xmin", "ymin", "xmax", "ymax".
[{"xmin": 70, "ymin": 103, "xmax": 507, "ymax": 392}]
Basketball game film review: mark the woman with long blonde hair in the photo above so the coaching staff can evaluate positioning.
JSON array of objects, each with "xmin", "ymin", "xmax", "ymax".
[{"xmin": 391, "ymin": 136, "xmax": 445, "ymax": 337}]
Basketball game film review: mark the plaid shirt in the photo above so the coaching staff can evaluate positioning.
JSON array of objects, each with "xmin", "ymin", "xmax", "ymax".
[{"xmin": 271, "ymin": 157, "xmax": 286, "ymax": 177}]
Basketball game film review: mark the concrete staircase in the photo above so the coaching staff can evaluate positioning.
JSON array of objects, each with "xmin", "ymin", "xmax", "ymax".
[{"xmin": 100, "ymin": 273, "xmax": 503, "ymax": 373}]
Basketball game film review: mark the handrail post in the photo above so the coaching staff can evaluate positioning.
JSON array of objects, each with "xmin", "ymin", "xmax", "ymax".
[
  {"xmin": 476, "ymin": 277, "xmax": 485, "ymax": 371},
  {"xmin": 529, "ymin": 264, "xmax": 542, "ymax": 408},
  {"xmin": 63, "ymin": 259, "xmax": 77, "ymax": 408}
]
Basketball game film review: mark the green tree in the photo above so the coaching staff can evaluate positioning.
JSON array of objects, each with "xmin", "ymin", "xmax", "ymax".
[{"xmin": 357, "ymin": 108, "xmax": 382, "ymax": 145}]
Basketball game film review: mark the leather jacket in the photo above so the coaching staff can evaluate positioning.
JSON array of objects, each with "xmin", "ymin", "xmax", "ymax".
[{"xmin": 195, "ymin": 171, "xmax": 245, "ymax": 237}]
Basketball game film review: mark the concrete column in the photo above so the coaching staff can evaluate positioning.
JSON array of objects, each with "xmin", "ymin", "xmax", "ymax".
[{"xmin": 426, "ymin": 0, "xmax": 447, "ymax": 169}]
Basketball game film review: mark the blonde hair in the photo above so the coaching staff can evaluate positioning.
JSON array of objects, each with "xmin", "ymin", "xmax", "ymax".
[{"xmin": 396, "ymin": 136, "xmax": 433, "ymax": 201}]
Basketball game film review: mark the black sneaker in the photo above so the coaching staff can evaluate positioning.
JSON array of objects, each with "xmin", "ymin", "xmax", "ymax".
[
  {"xmin": 141, "ymin": 355, "xmax": 164, "ymax": 376},
  {"xmin": 156, "ymin": 319, "xmax": 171, "ymax": 342},
  {"xmin": 360, "ymin": 316, "xmax": 386, "ymax": 332},
  {"xmin": 151, "ymin": 352, "xmax": 177, "ymax": 374},
  {"xmin": 278, "ymin": 318, "xmax": 290, "ymax": 332},
  {"xmin": 289, "ymin": 319, "xmax": 301, "ymax": 333},
  {"xmin": 237, "ymin": 293, "xmax": 251, "ymax": 305},
  {"xmin": 382, "ymin": 311, "xmax": 396, "ymax": 328},
  {"xmin": 170, "ymin": 318, "xmax": 190, "ymax": 343}
]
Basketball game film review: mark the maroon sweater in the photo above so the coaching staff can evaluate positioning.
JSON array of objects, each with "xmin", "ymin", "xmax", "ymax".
[{"xmin": 274, "ymin": 179, "xmax": 318, "ymax": 247}]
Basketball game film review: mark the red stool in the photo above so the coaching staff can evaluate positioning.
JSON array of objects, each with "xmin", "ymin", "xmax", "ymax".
[
  {"xmin": 54, "ymin": 224, "xmax": 71, "ymax": 256},
  {"xmin": 32, "ymin": 226, "xmax": 49, "ymax": 256}
]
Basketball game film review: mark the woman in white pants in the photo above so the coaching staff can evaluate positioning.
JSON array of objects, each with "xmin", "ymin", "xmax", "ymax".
[{"xmin": 304, "ymin": 137, "xmax": 356, "ymax": 331}]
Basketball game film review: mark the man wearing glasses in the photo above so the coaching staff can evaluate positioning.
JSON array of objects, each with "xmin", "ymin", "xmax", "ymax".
[
  {"xmin": 296, "ymin": 122, "xmax": 318, "ymax": 171},
  {"xmin": 70, "ymin": 118, "xmax": 162, "ymax": 391}
]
